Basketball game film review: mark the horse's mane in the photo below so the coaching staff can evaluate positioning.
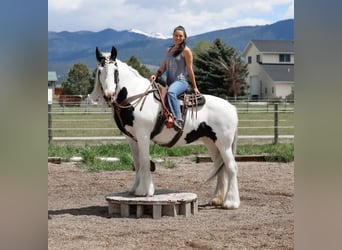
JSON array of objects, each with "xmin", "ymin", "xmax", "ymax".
[{"xmin": 117, "ymin": 60, "xmax": 146, "ymax": 80}]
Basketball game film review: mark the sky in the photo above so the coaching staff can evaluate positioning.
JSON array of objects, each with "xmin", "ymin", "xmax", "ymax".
[{"xmin": 48, "ymin": 0, "xmax": 294, "ymax": 37}]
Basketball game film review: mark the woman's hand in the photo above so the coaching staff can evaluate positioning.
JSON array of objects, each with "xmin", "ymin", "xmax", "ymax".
[
  {"xmin": 150, "ymin": 74, "xmax": 157, "ymax": 81},
  {"xmin": 193, "ymin": 87, "xmax": 201, "ymax": 95}
]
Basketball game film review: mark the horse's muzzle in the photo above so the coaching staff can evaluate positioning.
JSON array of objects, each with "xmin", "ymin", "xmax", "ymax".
[{"xmin": 103, "ymin": 94, "xmax": 115, "ymax": 106}]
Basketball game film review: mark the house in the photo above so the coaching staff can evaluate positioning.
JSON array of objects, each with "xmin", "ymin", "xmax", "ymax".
[
  {"xmin": 48, "ymin": 71, "xmax": 62, "ymax": 101},
  {"xmin": 242, "ymin": 40, "xmax": 294, "ymax": 100}
]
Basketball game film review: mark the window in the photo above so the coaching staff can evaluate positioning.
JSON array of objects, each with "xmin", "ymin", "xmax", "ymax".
[
  {"xmin": 265, "ymin": 88, "xmax": 268, "ymax": 94},
  {"xmin": 256, "ymin": 54, "xmax": 261, "ymax": 63},
  {"xmin": 248, "ymin": 56, "xmax": 252, "ymax": 64},
  {"xmin": 272, "ymin": 87, "xmax": 274, "ymax": 94},
  {"xmin": 279, "ymin": 54, "xmax": 291, "ymax": 62}
]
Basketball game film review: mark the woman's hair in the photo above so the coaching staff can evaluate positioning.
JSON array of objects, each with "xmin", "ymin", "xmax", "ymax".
[{"xmin": 171, "ymin": 25, "xmax": 187, "ymax": 57}]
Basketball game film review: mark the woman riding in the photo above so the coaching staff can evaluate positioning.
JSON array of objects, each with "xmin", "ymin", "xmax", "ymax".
[{"xmin": 150, "ymin": 25, "xmax": 200, "ymax": 131}]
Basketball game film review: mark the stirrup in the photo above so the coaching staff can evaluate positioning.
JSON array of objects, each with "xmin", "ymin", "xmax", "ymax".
[{"xmin": 173, "ymin": 120, "xmax": 183, "ymax": 131}]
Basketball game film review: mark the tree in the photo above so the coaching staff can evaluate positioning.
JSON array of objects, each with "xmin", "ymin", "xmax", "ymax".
[
  {"xmin": 126, "ymin": 56, "xmax": 152, "ymax": 78},
  {"xmin": 193, "ymin": 39, "xmax": 248, "ymax": 98},
  {"xmin": 89, "ymin": 68, "xmax": 97, "ymax": 94},
  {"xmin": 192, "ymin": 40, "xmax": 211, "ymax": 61},
  {"xmin": 61, "ymin": 63, "xmax": 92, "ymax": 96}
]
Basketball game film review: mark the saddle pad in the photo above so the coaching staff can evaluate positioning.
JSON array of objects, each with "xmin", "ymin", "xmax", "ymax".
[{"xmin": 179, "ymin": 94, "xmax": 205, "ymax": 107}]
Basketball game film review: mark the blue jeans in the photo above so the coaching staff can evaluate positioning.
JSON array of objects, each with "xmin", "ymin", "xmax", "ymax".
[{"xmin": 167, "ymin": 80, "xmax": 188, "ymax": 121}]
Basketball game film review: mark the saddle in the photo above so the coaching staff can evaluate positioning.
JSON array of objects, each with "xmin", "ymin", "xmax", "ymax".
[
  {"xmin": 150, "ymin": 80, "xmax": 205, "ymax": 146},
  {"xmin": 153, "ymin": 83, "xmax": 205, "ymax": 114}
]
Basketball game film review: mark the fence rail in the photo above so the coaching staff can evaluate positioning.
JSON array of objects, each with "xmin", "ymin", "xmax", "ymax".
[{"xmin": 48, "ymin": 99, "xmax": 294, "ymax": 144}]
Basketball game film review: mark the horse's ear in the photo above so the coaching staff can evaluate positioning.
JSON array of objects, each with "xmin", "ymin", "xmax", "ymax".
[
  {"xmin": 96, "ymin": 47, "xmax": 102, "ymax": 62},
  {"xmin": 110, "ymin": 46, "xmax": 117, "ymax": 61}
]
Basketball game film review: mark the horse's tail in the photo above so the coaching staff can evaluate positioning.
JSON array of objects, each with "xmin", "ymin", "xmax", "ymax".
[
  {"xmin": 205, "ymin": 151, "xmax": 224, "ymax": 183},
  {"xmin": 232, "ymin": 129, "xmax": 238, "ymax": 156},
  {"xmin": 205, "ymin": 129, "xmax": 238, "ymax": 183}
]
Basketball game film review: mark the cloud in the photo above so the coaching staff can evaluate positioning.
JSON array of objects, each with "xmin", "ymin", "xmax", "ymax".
[
  {"xmin": 283, "ymin": 2, "xmax": 294, "ymax": 19},
  {"xmin": 48, "ymin": 0, "xmax": 84, "ymax": 11},
  {"xmin": 48, "ymin": 0, "xmax": 294, "ymax": 35}
]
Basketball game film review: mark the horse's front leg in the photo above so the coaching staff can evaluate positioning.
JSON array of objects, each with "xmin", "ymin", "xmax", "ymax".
[
  {"xmin": 127, "ymin": 137, "xmax": 140, "ymax": 193},
  {"xmin": 134, "ymin": 135, "xmax": 155, "ymax": 197}
]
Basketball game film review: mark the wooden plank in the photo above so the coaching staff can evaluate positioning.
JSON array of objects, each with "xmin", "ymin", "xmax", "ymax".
[
  {"xmin": 180, "ymin": 203, "xmax": 191, "ymax": 217},
  {"xmin": 136, "ymin": 205, "xmax": 144, "ymax": 218},
  {"xmin": 196, "ymin": 154, "xmax": 267, "ymax": 163},
  {"xmin": 153, "ymin": 204, "xmax": 162, "ymax": 219},
  {"xmin": 191, "ymin": 200, "xmax": 198, "ymax": 215},
  {"xmin": 163, "ymin": 204, "xmax": 177, "ymax": 217},
  {"xmin": 235, "ymin": 155, "xmax": 267, "ymax": 162},
  {"xmin": 107, "ymin": 203, "xmax": 120, "ymax": 216},
  {"xmin": 120, "ymin": 204, "xmax": 130, "ymax": 217},
  {"xmin": 48, "ymin": 157, "xmax": 61, "ymax": 164}
]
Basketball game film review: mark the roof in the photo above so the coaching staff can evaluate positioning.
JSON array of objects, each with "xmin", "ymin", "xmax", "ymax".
[
  {"xmin": 251, "ymin": 40, "xmax": 294, "ymax": 53},
  {"xmin": 48, "ymin": 71, "xmax": 58, "ymax": 81},
  {"xmin": 261, "ymin": 64, "xmax": 294, "ymax": 82}
]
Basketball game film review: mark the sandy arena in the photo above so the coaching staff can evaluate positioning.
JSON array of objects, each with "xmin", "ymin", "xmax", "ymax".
[{"xmin": 48, "ymin": 157, "xmax": 294, "ymax": 249}]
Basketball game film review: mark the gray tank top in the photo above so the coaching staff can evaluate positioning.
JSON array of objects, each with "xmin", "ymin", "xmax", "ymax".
[{"xmin": 166, "ymin": 48, "xmax": 188, "ymax": 85}]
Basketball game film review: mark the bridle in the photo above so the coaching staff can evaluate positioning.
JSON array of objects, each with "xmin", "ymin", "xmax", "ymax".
[
  {"xmin": 97, "ymin": 58, "xmax": 157, "ymax": 141},
  {"xmin": 97, "ymin": 57, "xmax": 119, "ymax": 104}
]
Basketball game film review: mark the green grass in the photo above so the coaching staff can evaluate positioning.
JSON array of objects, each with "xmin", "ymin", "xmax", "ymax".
[
  {"xmin": 48, "ymin": 143, "xmax": 294, "ymax": 172},
  {"xmin": 49, "ymin": 103, "xmax": 294, "ymax": 137},
  {"xmin": 236, "ymin": 143, "xmax": 294, "ymax": 162}
]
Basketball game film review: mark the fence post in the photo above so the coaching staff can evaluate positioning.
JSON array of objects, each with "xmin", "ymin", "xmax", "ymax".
[
  {"xmin": 274, "ymin": 103, "xmax": 279, "ymax": 144},
  {"xmin": 48, "ymin": 103, "xmax": 52, "ymax": 144},
  {"xmin": 247, "ymin": 96, "xmax": 249, "ymax": 112}
]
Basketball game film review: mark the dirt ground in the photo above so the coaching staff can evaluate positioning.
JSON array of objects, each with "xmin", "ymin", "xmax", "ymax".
[{"xmin": 48, "ymin": 157, "xmax": 294, "ymax": 249}]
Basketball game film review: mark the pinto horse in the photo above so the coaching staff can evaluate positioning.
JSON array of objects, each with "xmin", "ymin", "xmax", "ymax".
[{"xmin": 89, "ymin": 46, "xmax": 240, "ymax": 209}]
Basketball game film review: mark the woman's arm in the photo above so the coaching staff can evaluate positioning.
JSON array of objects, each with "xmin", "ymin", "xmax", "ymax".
[
  {"xmin": 150, "ymin": 48, "xmax": 168, "ymax": 81},
  {"xmin": 183, "ymin": 47, "xmax": 200, "ymax": 94}
]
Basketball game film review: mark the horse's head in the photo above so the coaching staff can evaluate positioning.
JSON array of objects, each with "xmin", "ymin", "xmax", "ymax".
[{"xmin": 95, "ymin": 46, "xmax": 119, "ymax": 103}]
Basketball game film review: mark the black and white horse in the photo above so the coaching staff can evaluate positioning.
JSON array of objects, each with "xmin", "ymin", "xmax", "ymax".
[{"xmin": 89, "ymin": 47, "xmax": 240, "ymax": 209}]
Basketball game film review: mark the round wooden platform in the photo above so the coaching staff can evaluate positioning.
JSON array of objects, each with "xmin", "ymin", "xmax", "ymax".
[{"xmin": 105, "ymin": 190, "xmax": 198, "ymax": 219}]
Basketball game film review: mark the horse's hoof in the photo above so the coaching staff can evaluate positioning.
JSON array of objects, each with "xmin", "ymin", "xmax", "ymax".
[
  {"xmin": 208, "ymin": 197, "xmax": 223, "ymax": 206},
  {"xmin": 222, "ymin": 200, "xmax": 240, "ymax": 209},
  {"xmin": 134, "ymin": 191, "xmax": 154, "ymax": 197}
]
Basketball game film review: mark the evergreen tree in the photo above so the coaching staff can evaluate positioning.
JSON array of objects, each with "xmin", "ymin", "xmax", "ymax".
[
  {"xmin": 193, "ymin": 39, "xmax": 248, "ymax": 98},
  {"xmin": 192, "ymin": 40, "xmax": 211, "ymax": 61},
  {"xmin": 126, "ymin": 56, "xmax": 152, "ymax": 78},
  {"xmin": 62, "ymin": 63, "xmax": 92, "ymax": 96}
]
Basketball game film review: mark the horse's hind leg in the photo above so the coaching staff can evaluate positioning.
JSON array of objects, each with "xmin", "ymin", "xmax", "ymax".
[
  {"xmin": 219, "ymin": 145, "xmax": 240, "ymax": 209},
  {"xmin": 203, "ymin": 138, "xmax": 228, "ymax": 206},
  {"xmin": 212, "ymin": 167, "xmax": 228, "ymax": 206}
]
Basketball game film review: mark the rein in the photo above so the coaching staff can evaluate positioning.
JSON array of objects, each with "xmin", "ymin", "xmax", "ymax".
[
  {"xmin": 111, "ymin": 81, "xmax": 156, "ymax": 141},
  {"xmin": 103, "ymin": 64, "xmax": 187, "ymax": 147}
]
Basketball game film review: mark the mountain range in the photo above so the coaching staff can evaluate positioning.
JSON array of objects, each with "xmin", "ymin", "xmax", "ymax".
[{"xmin": 48, "ymin": 19, "xmax": 294, "ymax": 81}]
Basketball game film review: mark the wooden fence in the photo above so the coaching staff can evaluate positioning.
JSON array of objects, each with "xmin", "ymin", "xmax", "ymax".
[{"xmin": 48, "ymin": 98, "xmax": 294, "ymax": 145}]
